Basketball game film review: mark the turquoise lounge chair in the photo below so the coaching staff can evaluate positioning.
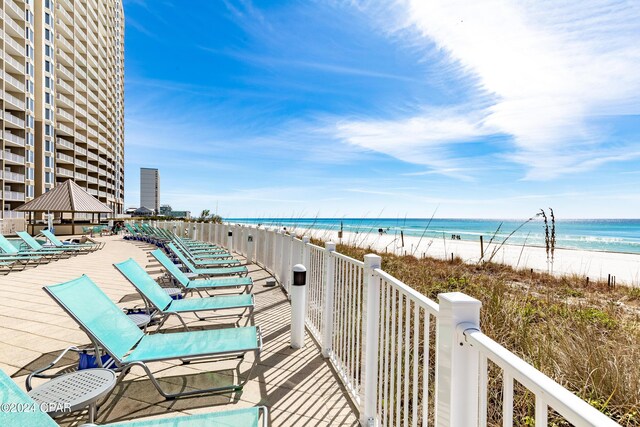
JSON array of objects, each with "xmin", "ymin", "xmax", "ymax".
[
  {"xmin": 16, "ymin": 231, "xmax": 82, "ymax": 257},
  {"xmin": 0, "ymin": 235, "xmax": 49, "ymax": 270},
  {"xmin": 0, "ymin": 368, "xmax": 268, "ymax": 427},
  {"xmin": 44, "ymin": 275, "xmax": 261, "ymax": 399},
  {"xmin": 170, "ymin": 242, "xmax": 239, "ymax": 267},
  {"xmin": 172, "ymin": 237, "xmax": 231, "ymax": 257},
  {"xmin": 168, "ymin": 243, "xmax": 248, "ymax": 277},
  {"xmin": 151, "ymin": 249, "xmax": 253, "ymax": 295},
  {"xmin": 38, "ymin": 229, "xmax": 103, "ymax": 252},
  {"xmin": 114, "ymin": 259, "xmax": 254, "ymax": 329}
]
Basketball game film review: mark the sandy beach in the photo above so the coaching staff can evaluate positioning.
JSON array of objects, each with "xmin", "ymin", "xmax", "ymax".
[{"xmin": 274, "ymin": 226, "xmax": 640, "ymax": 286}]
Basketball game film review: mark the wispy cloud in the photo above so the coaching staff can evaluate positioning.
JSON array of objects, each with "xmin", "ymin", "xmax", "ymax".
[
  {"xmin": 335, "ymin": 107, "xmax": 492, "ymax": 179},
  {"xmin": 198, "ymin": 46, "xmax": 422, "ymax": 84},
  {"xmin": 332, "ymin": 0, "xmax": 640, "ymax": 180}
]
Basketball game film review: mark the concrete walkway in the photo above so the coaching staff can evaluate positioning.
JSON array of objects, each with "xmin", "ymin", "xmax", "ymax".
[{"xmin": 0, "ymin": 235, "xmax": 359, "ymax": 426}]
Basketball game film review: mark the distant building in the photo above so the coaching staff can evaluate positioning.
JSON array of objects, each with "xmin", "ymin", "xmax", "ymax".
[
  {"xmin": 169, "ymin": 210, "xmax": 191, "ymax": 219},
  {"xmin": 159, "ymin": 204, "xmax": 172, "ymax": 215},
  {"xmin": 140, "ymin": 168, "xmax": 160, "ymax": 212},
  {"xmin": 158, "ymin": 204, "xmax": 190, "ymax": 219},
  {"xmin": 134, "ymin": 206, "xmax": 154, "ymax": 216}
]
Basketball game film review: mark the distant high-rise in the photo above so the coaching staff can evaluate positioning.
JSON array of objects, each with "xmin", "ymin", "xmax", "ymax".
[
  {"xmin": 0, "ymin": 0, "xmax": 125, "ymax": 219},
  {"xmin": 140, "ymin": 168, "xmax": 159, "ymax": 212}
]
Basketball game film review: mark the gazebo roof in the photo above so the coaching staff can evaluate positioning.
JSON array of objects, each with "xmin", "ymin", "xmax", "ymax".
[{"xmin": 14, "ymin": 180, "xmax": 112, "ymax": 213}]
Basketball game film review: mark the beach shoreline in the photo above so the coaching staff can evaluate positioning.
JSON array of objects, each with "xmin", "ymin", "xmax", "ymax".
[{"xmin": 236, "ymin": 222, "xmax": 640, "ymax": 286}]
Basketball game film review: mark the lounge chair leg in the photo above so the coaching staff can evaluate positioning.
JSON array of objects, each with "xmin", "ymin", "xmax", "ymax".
[{"xmin": 88, "ymin": 403, "xmax": 97, "ymax": 423}]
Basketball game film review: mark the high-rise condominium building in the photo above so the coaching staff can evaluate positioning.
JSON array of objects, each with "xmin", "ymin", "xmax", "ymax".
[
  {"xmin": 0, "ymin": 0, "xmax": 125, "ymax": 219},
  {"xmin": 140, "ymin": 167, "xmax": 159, "ymax": 213}
]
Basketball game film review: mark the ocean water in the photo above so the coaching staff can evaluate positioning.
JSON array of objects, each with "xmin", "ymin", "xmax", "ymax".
[{"xmin": 228, "ymin": 218, "xmax": 640, "ymax": 255}]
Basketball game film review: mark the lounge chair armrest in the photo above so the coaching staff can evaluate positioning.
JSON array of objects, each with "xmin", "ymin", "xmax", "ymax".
[
  {"xmin": 26, "ymin": 346, "xmax": 81, "ymax": 390},
  {"xmin": 260, "ymin": 406, "xmax": 270, "ymax": 427}
]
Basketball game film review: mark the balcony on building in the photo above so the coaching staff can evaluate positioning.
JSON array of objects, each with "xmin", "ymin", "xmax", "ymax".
[
  {"xmin": 3, "ymin": 130, "xmax": 25, "ymax": 148},
  {"xmin": 2, "ymin": 111, "xmax": 25, "ymax": 129}
]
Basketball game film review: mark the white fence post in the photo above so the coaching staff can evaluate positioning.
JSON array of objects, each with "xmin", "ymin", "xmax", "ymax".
[
  {"xmin": 321, "ymin": 242, "xmax": 336, "ymax": 358},
  {"xmin": 247, "ymin": 233, "xmax": 254, "ymax": 264},
  {"xmin": 227, "ymin": 229, "xmax": 233, "ymax": 252},
  {"xmin": 192, "ymin": 224, "xmax": 198, "ymax": 241},
  {"xmin": 435, "ymin": 292, "xmax": 482, "ymax": 427},
  {"xmin": 290, "ymin": 264, "xmax": 308, "ymax": 349},
  {"xmin": 361, "ymin": 254, "xmax": 382, "ymax": 426}
]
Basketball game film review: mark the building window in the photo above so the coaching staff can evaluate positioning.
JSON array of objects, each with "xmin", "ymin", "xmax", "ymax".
[
  {"xmin": 45, "ymin": 60, "xmax": 52, "ymax": 73},
  {"xmin": 45, "ymin": 140, "xmax": 54, "ymax": 152},
  {"xmin": 45, "ymin": 156, "xmax": 54, "ymax": 168},
  {"xmin": 45, "ymin": 124, "xmax": 53, "ymax": 136},
  {"xmin": 45, "ymin": 172, "xmax": 53, "ymax": 184}
]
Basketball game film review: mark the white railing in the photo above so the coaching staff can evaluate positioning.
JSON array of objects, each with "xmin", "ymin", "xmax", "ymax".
[
  {"xmin": 4, "ymin": 52, "xmax": 25, "ymax": 74},
  {"xmin": 1, "ymin": 150, "xmax": 24, "ymax": 164},
  {"xmin": 3, "ymin": 90, "xmax": 25, "ymax": 110},
  {"xmin": 150, "ymin": 221, "xmax": 620, "ymax": 427},
  {"xmin": 3, "ymin": 131, "xmax": 25, "ymax": 147},
  {"xmin": 3, "ymin": 191, "xmax": 24, "ymax": 201},
  {"xmin": 3, "ymin": 110, "xmax": 25, "ymax": 128}
]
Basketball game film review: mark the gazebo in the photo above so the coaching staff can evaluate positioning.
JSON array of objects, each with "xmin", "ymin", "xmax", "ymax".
[{"xmin": 14, "ymin": 180, "xmax": 112, "ymax": 235}]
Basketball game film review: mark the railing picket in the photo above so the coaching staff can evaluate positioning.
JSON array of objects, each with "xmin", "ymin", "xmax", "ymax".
[
  {"xmin": 423, "ymin": 312, "xmax": 430, "ymax": 427},
  {"xmin": 356, "ymin": 264, "xmax": 363, "ymax": 392},
  {"xmin": 383, "ymin": 282, "xmax": 392, "ymax": 426},
  {"xmin": 503, "ymin": 372, "xmax": 513, "ymax": 427},
  {"xmin": 390, "ymin": 287, "xmax": 397, "ymax": 426},
  {"xmin": 349, "ymin": 262, "xmax": 356, "ymax": 389},
  {"xmin": 396, "ymin": 292, "xmax": 403, "ymax": 427},
  {"xmin": 404, "ymin": 296, "xmax": 410, "ymax": 427},
  {"xmin": 535, "ymin": 396, "xmax": 548, "ymax": 427},
  {"xmin": 322, "ymin": 242, "xmax": 336, "ymax": 357},
  {"xmin": 412, "ymin": 303, "xmax": 419, "ymax": 427},
  {"xmin": 479, "ymin": 355, "xmax": 488, "ymax": 427}
]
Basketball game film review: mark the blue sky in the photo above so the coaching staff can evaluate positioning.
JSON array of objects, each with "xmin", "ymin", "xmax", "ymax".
[{"xmin": 123, "ymin": 0, "xmax": 640, "ymax": 219}]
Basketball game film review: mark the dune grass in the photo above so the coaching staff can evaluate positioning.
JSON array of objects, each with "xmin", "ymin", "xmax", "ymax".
[{"xmin": 327, "ymin": 239, "xmax": 640, "ymax": 425}]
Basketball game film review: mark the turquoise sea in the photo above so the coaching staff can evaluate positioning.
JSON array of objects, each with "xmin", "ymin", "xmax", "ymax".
[{"xmin": 228, "ymin": 218, "xmax": 640, "ymax": 255}]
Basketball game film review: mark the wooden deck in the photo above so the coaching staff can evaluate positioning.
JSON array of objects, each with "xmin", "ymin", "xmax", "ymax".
[{"xmin": 0, "ymin": 235, "xmax": 359, "ymax": 426}]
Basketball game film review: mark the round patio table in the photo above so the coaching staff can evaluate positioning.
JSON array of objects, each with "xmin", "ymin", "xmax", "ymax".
[
  {"xmin": 162, "ymin": 287, "xmax": 182, "ymax": 299},
  {"xmin": 126, "ymin": 312, "xmax": 152, "ymax": 328},
  {"xmin": 28, "ymin": 368, "xmax": 117, "ymax": 423}
]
